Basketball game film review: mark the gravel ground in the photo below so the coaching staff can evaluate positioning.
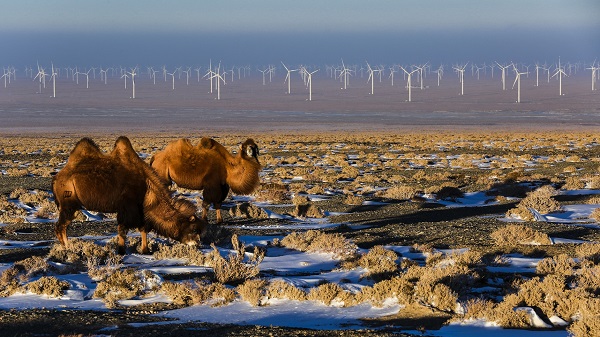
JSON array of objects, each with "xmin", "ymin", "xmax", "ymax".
[{"xmin": 2, "ymin": 132, "xmax": 600, "ymax": 336}]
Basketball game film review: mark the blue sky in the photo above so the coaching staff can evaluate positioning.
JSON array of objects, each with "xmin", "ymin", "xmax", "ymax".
[{"xmin": 1, "ymin": 1, "xmax": 598, "ymax": 65}]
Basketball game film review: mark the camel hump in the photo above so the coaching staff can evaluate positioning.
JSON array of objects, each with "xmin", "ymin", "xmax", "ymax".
[
  {"xmin": 199, "ymin": 137, "xmax": 217, "ymax": 149},
  {"xmin": 111, "ymin": 136, "xmax": 138, "ymax": 159},
  {"xmin": 68, "ymin": 137, "xmax": 102, "ymax": 161}
]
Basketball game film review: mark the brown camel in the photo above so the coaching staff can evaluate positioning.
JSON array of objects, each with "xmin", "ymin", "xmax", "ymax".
[
  {"xmin": 150, "ymin": 137, "xmax": 261, "ymax": 223},
  {"xmin": 52, "ymin": 136, "xmax": 206, "ymax": 254}
]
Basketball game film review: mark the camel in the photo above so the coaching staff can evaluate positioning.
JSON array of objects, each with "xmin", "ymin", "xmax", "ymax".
[
  {"xmin": 52, "ymin": 136, "xmax": 206, "ymax": 254},
  {"xmin": 150, "ymin": 137, "xmax": 261, "ymax": 223}
]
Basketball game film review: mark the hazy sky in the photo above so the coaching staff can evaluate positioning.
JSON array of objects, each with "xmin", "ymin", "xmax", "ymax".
[{"xmin": 1, "ymin": 0, "xmax": 598, "ymax": 66}]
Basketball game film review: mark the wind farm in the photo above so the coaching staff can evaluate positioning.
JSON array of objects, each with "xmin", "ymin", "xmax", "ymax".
[{"xmin": 1, "ymin": 58, "xmax": 599, "ymax": 132}]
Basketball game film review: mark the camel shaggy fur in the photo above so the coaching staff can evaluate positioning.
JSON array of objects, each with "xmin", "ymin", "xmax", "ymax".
[
  {"xmin": 52, "ymin": 136, "xmax": 206, "ymax": 254},
  {"xmin": 150, "ymin": 137, "xmax": 261, "ymax": 223}
]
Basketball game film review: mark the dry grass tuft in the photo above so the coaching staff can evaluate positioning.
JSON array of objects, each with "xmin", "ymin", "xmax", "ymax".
[
  {"xmin": 575, "ymin": 243, "xmax": 600, "ymax": 264},
  {"xmin": 291, "ymin": 201, "xmax": 325, "ymax": 218},
  {"xmin": 26, "ymin": 276, "xmax": 70, "ymax": 298},
  {"xmin": 159, "ymin": 281, "xmax": 197, "ymax": 306},
  {"xmin": 536, "ymin": 254, "xmax": 577, "ymax": 276},
  {"xmin": 0, "ymin": 267, "xmax": 23, "ymax": 297},
  {"xmin": 228, "ymin": 202, "xmax": 269, "ymax": 219},
  {"xmin": 153, "ymin": 243, "xmax": 208, "ymax": 266},
  {"xmin": 506, "ymin": 185, "xmax": 561, "ymax": 221},
  {"xmin": 236, "ymin": 279, "xmax": 268, "ymax": 306},
  {"xmin": 253, "ymin": 183, "xmax": 291, "ymax": 203},
  {"xmin": 209, "ymin": 234, "xmax": 263, "ymax": 284},
  {"xmin": 377, "ymin": 185, "xmax": 418, "ymax": 200},
  {"xmin": 160, "ymin": 280, "xmax": 236, "ymax": 307},
  {"xmin": 280, "ymin": 230, "xmax": 357, "ymax": 259},
  {"xmin": 94, "ymin": 268, "xmax": 160, "ymax": 307},
  {"xmin": 567, "ymin": 299, "xmax": 600, "ymax": 337},
  {"xmin": 265, "ymin": 280, "xmax": 307, "ymax": 301},
  {"xmin": 48, "ymin": 239, "xmax": 122, "ymax": 274},
  {"xmin": 0, "ymin": 195, "xmax": 27, "ymax": 223},
  {"xmin": 307, "ymin": 282, "xmax": 354, "ymax": 307},
  {"xmin": 357, "ymin": 276, "xmax": 414, "ymax": 307},
  {"xmin": 343, "ymin": 194, "xmax": 364, "ymax": 206},
  {"xmin": 356, "ymin": 246, "xmax": 399, "ymax": 280},
  {"xmin": 590, "ymin": 208, "xmax": 600, "ymax": 222},
  {"xmin": 490, "ymin": 224, "xmax": 552, "ymax": 246}
]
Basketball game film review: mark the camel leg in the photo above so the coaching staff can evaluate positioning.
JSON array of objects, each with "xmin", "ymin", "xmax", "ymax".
[
  {"xmin": 140, "ymin": 228, "xmax": 150, "ymax": 255},
  {"xmin": 214, "ymin": 203, "xmax": 223, "ymax": 224},
  {"xmin": 201, "ymin": 200, "xmax": 211, "ymax": 222},
  {"xmin": 117, "ymin": 224, "xmax": 127, "ymax": 255},
  {"xmin": 55, "ymin": 209, "xmax": 74, "ymax": 246}
]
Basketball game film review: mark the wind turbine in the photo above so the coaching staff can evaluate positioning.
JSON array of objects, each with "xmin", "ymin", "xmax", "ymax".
[
  {"xmin": 496, "ymin": 62, "xmax": 512, "ymax": 91},
  {"xmin": 388, "ymin": 66, "xmax": 397, "ymax": 86},
  {"xmin": 183, "ymin": 67, "xmax": 191, "ymax": 85},
  {"xmin": 49, "ymin": 63, "xmax": 58, "ymax": 98},
  {"xmin": 305, "ymin": 68, "xmax": 318, "ymax": 101},
  {"xmin": 33, "ymin": 63, "xmax": 47, "ymax": 93},
  {"xmin": 512, "ymin": 66, "xmax": 528, "ymax": 103},
  {"xmin": 453, "ymin": 63, "xmax": 468, "ymax": 96},
  {"xmin": 209, "ymin": 63, "xmax": 226, "ymax": 100},
  {"xmin": 366, "ymin": 62, "xmax": 381, "ymax": 95},
  {"xmin": 338, "ymin": 59, "xmax": 353, "ymax": 90},
  {"xmin": 434, "ymin": 65, "xmax": 444, "ymax": 86},
  {"xmin": 258, "ymin": 67, "xmax": 269, "ymax": 85},
  {"xmin": 203, "ymin": 61, "xmax": 216, "ymax": 93},
  {"xmin": 414, "ymin": 63, "xmax": 428, "ymax": 89},
  {"xmin": 128, "ymin": 67, "xmax": 137, "ymax": 98},
  {"xmin": 552, "ymin": 58, "xmax": 568, "ymax": 96},
  {"xmin": 167, "ymin": 70, "xmax": 176, "ymax": 90},
  {"xmin": 79, "ymin": 69, "xmax": 92, "ymax": 89},
  {"xmin": 121, "ymin": 72, "xmax": 129, "ymax": 89},
  {"xmin": 400, "ymin": 66, "xmax": 419, "ymax": 102},
  {"xmin": 586, "ymin": 61, "xmax": 598, "ymax": 91},
  {"xmin": 281, "ymin": 62, "xmax": 298, "ymax": 94}
]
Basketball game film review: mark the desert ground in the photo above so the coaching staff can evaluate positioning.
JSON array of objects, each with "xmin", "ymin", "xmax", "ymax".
[{"xmin": 1, "ymin": 71, "xmax": 600, "ymax": 336}]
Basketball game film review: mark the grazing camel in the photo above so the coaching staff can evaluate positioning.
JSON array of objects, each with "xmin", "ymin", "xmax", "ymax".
[
  {"xmin": 52, "ymin": 136, "xmax": 206, "ymax": 254},
  {"xmin": 150, "ymin": 137, "xmax": 261, "ymax": 223}
]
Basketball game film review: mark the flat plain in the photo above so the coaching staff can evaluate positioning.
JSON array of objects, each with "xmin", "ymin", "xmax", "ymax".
[{"xmin": 1, "ymin": 71, "xmax": 600, "ymax": 337}]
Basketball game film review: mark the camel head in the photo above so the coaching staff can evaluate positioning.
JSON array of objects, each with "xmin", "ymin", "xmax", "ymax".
[
  {"xmin": 173, "ymin": 198, "xmax": 207, "ymax": 245},
  {"xmin": 241, "ymin": 138, "xmax": 260, "ymax": 164}
]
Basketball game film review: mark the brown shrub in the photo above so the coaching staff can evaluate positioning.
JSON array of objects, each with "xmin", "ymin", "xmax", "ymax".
[
  {"xmin": 590, "ymin": 208, "xmax": 600, "ymax": 222},
  {"xmin": 0, "ymin": 267, "xmax": 22, "ymax": 297},
  {"xmin": 48, "ymin": 239, "xmax": 122, "ymax": 273},
  {"xmin": 229, "ymin": 202, "xmax": 269, "ymax": 219},
  {"xmin": 152, "ymin": 243, "xmax": 208, "ymax": 266},
  {"xmin": 490, "ymin": 224, "xmax": 552, "ymax": 246},
  {"xmin": 507, "ymin": 185, "xmax": 561, "ymax": 220},
  {"xmin": 536, "ymin": 254, "xmax": 577, "ymax": 276},
  {"xmin": 563, "ymin": 176, "xmax": 585, "ymax": 190},
  {"xmin": 280, "ymin": 230, "xmax": 357, "ymax": 259},
  {"xmin": 236, "ymin": 279, "xmax": 268, "ymax": 306},
  {"xmin": 307, "ymin": 283, "xmax": 354, "ymax": 307},
  {"xmin": 93, "ymin": 269, "xmax": 160, "ymax": 307},
  {"xmin": 567, "ymin": 299, "xmax": 600, "ymax": 337},
  {"xmin": 343, "ymin": 194, "xmax": 364, "ymax": 206},
  {"xmin": 0, "ymin": 195, "xmax": 27, "ymax": 223},
  {"xmin": 357, "ymin": 246, "xmax": 399, "ymax": 279},
  {"xmin": 356, "ymin": 276, "xmax": 414, "ymax": 307},
  {"xmin": 575, "ymin": 243, "xmax": 600, "ymax": 264},
  {"xmin": 209, "ymin": 234, "xmax": 263, "ymax": 284},
  {"xmin": 377, "ymin": 185, "xmax": 418, "ymax": 200},
  {"xmin": 265, "ymin": 280, "xmax": 307, "ymax": 301},
  {"xmin": 26, "ymin": 276, "xmax": 70, "ymax": 298}
]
